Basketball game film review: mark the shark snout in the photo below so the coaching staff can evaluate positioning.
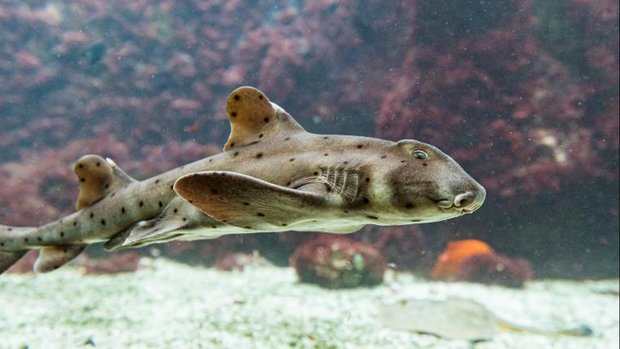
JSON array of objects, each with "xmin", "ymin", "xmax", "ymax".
[
  {"xmin": 452, "ymin": 191, "xmax": 477, "ymax": 210},
  {"xmin": 436, "ymin": 184, "xmax": 486, "ymax": 214},
  {"xmin": 455, "ymin": 183, "xmax": 486, "ymax": 213}
]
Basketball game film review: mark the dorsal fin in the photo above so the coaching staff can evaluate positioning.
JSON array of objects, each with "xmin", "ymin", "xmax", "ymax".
[
  {"xmin": 223, "ymin": 86, "xmax": 304, "ymax": 151},
  {"xmin": 73, "ymin": 155, "xmax": 137, "ymax": 209}
]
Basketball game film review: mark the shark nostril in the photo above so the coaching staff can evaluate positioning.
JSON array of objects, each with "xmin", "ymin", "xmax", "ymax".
[{"xmin": 453, "ymin": 191, "xmax": 475, "ymax": 208}]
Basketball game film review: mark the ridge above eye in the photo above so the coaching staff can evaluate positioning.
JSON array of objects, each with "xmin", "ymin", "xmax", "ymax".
[{"xmin": 412, "ymin": 150, "xmax": 428, "ymax": 160}]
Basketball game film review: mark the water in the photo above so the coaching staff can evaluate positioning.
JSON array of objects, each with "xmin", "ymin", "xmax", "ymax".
[{"xmin": 0, "ymin": 1, "xmax": 618, "ymax": 348}]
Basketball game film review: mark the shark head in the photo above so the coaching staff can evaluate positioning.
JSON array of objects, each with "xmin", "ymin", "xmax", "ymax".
[
  {"xmin": 173, "ymin": 86, "xmax": 486, "ymax": 232},
  {"xmin": 376, "ymin": 139, "xmax": 486, "ymax": 224}
]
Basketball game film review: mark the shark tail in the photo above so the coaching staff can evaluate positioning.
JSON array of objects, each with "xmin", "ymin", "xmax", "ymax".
[
  {"xmin": 1, "ymin": 224, "xmax": 88, "ymax": 274},
  {"xmin": 0, "ymin": 224, "xmax": 34, "ymax": 274}
]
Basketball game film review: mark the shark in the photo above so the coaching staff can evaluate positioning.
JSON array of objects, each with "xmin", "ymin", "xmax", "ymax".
[{"xmin": 0, "ymin": 86, "xmax": 486, "ymax": 274}]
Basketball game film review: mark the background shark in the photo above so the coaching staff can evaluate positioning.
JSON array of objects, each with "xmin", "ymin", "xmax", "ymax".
[{"xmin": 0, "ymin": 86, "xmax": 485, "ymax": 273}]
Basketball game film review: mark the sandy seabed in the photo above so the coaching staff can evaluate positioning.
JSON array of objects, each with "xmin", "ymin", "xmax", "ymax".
[{"xmin": 0, "ymin": 259, "xmax": 618, "ymax": 349}]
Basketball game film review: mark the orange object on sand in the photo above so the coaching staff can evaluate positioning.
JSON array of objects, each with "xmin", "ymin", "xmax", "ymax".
[{"xmin": 431, "ymin": 239, "xmax": 493, "ymax": 280}]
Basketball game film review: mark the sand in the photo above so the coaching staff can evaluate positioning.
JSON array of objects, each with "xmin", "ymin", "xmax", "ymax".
[{"xmin": 0, "ymin": 259, "xmax": 618, "ymax": 349}]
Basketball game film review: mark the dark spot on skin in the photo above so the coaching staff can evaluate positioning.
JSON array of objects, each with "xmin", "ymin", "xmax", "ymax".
[
  {"xmin": 357, "ymin": 144, "xmax": 363, "ymax": 149},
  {"xmin": 289, "ymin": 158, "xmax": 295, "ymax": 162},
  {"xmin": 284, "ymin": 137, "xmax": 290, "ymax": 141},
  {"xmin": 411, "ymin": 219, "xmax": 421, "ymax": 222},
  {"xmin": 188, "ymin": 200, "xmax": 193, "ymax": 204},
  {"xmin": 182, "ymin": 218, "xmax": 188, "ymax": 222},
  {"xmin": 313, "ymin": 171, "xmax": 319, "ymax": 176},
  {"xmin": 0, "ymin": 243, "xmax": 3, "ymax": 247},
  {"xmin": 233, "ymin": 151, "xmax": 239, "ymax": 157},
  {"xmin": 96, "ymin": 162, "xmax": 101, "ymax": 167},
  {"xmin": 158, "ymin": 201, "xmax": 163, "ymax": 208},
  {"xmin": 362, "ymin": 197, "xmax": 370, "ymax": 204},
  {"xmin": 222, "ymin": 220, "xmax": 228, "ymax": 223},
  {"xmin": 255, "ymin": 153, "xmax": 263, "ymax": 159},
  {"xmin": 423, "ymin": 163, "xmax": 428, "ymax": 167},
  {"xmin": 259, "ymin": 133, "xmax": 264, "ymax": 139},
  {"xmin": 80, "ymin": 178, "xmax": 85, "ymax": 182},
  {"xmin": 264, "ymin": 117, "xmax": 270, "ymax": 123},
  {"xmin": 170, "ymin": 185, "xmax": 174, "ymax": 190},
  {"xmin": 323, "ymin": 153, "xmax": 329, "ymax": 156},
  {"xmin": 323, "ymin": 136, "xmax": 329, "ymax": 140},
  {"xmin": 230, "ymin": 142, "xmax": 236, "ymax": 148},
  {"xmin": 244, "ymin": 226, "xmax": 252, "ymax": 229},
  {"xmin": 256, "ymin": 212, "xmax": 265, "ymax": 217},
  {"xmin": 343, "ymin": 210, "xmax": 349, "ymax": 214},
  {"xmin": 211, "ymin": 225, "xmax": 217, "ymax": 229},
  {"xmin": 286, "ymin": 182, "xmax": 291, "ymax": 186},
  {"xmin": 231, "ymin": 112, "xmax": 237, "ymax": 117},
  {"xmin": 60, "ymin": 231, "xmax": 64, "ymax": 237},
  {"xmin": 139, "ymin": 201, "xmax": 144, "ymax": 207},
  {"xmin": 401, "ymin": 160, "xmax": 406, "ymax": 163},
  {"xmin": 326, "ymin": 187, "xmax": 332, "ymax": 192},
  {"xmin": 258, "ymin": 94, "xmax": 264, "ymax": 100},
  {"xmin": 101, "ymin": 219, "xmax": 106, "ymax": 225},
  {"xmin": 105, "ymin": 184, "xmax": 109, "ymax": 189},
  {"xmin": 367, "ymin": 215, "xmax": 379, "ymax": 220},
  {"xmin": 365, "ymin": 178, "xmax": 370, "ymax": 183},
  {"xmin": 111, "ymin": 193, "xmax": 116, "ymax": 197},
  {"xmin": 24, "ymin": 238, "xmax": 29, "ymax": 243},
  {"xmin": 281, "ymin": 223, "xmax": 288, "ymax": 227},
  {"xmin": 405, "ymin": 203, "xmax": 415, "ymax": 209},
  {"xmin": 173, "ymin": 208, "xmax": 178, "ymax": 213},
  {"xmin": 343, "ymin": 161, "xmax": 349, "ymax": 165},
  {"xmin": 89, "ymin": 213, "xmax": 94, "ymax": 219},
  {"xmin": 7, "ymin": 228, "xmax": 11, "ymax": 231},
  {"xmin": 73, "ymin": 222, "xmax": 77, "ymax": 227},
  {"xmin": 37, "ymin": 237, "xmax": 42, "ymax": 242},
  {"xmin": 234, "ymin": 94, "xmax": 240, "ymax": 101},
  {"xmin": 78, "ymin": 164, "xmax": 84, "ymax": 169},
  {"xmin": 243, "ymin": 202, "xmax": 250, "ymax": 206},
  {"xmin": 155, "ymin": 179, "xmax": 160, "ymax": 184},
  {"xmin": 208, "ymin": 159, "xmax": 213, "ymax": 163},
  {"xmin": 53, "ymin": 265, "xmax": 59, "ymax": 270},
  {"xmin": 380, "ymin": 155, "xmax": 387, "ymax": 159},
  {"xmin": 121, "ymin": 207, "xmax": 126, "ymax": 214}
]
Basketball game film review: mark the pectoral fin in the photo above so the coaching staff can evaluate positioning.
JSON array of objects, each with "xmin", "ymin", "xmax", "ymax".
[{"xmin": 174, "ymin": 171, "xmax": 332, "ymax": 230}]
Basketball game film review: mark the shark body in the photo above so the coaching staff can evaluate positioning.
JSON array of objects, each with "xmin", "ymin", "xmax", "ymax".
[{"xmin": 0, "ymin": 86, "xmax": 485, "ymax": 273}]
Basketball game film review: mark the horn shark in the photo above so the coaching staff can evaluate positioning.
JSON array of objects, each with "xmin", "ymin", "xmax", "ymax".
[{"xmin": 0, "ymin": 86, "xmax": 485, "ymax": 274}]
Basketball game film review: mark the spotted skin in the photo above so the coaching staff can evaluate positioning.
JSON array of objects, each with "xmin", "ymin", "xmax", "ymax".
[{"xmin": 0, "ymin": 86, "xmax": 485, "ymax": 273}]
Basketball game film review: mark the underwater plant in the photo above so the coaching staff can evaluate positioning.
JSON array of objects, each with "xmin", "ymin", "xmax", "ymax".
[{"xmin": 290, "ymin": 235, "xmax": 386, "ymax": 289}]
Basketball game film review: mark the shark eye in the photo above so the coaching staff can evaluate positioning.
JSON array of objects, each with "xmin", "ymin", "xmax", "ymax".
[{"xmin": 412, "ymin": 150, "xmax": 428, "ymax": 160}]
